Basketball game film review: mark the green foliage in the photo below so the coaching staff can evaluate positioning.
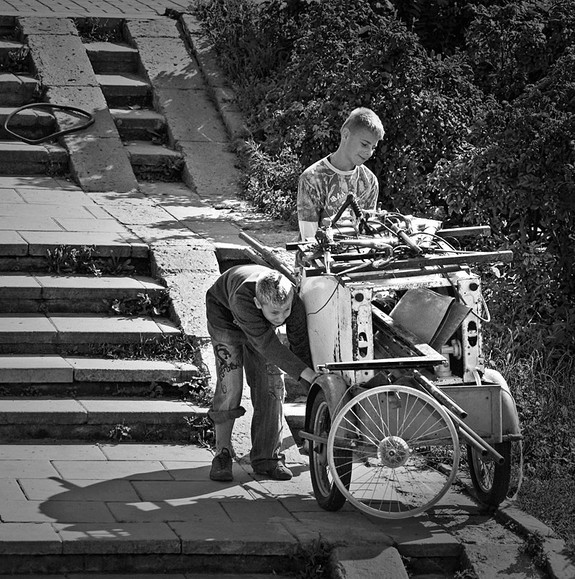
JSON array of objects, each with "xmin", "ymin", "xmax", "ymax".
[
  {"xmin": 110, "ymin": 291, "xmax": 171, "ymax": 318},
  {"xmin": 291, "ymin": 537, "xmax": 332, "ymax": 579},
  {"xmin": 45, "ymin": 245, "xmax": 135, "ymax": 276},
  {"xmin": 241, "ymin": 139, "xmax": 302, "ymax": 223},
  {"xmin": 0, "ymin": 45, "xmax": 30, "ymax": 73},
  {"xmin": 108, "ymin": 422, "xmax": 132, "ymax": 441}
]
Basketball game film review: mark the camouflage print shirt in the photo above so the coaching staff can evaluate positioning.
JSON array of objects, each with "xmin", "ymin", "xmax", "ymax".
[{"xmin": 297, "ymin": 156, "xmax": 379, "ymax": 227}]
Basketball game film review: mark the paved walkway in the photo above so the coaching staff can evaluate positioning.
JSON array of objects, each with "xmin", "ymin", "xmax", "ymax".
[
  {"xmin": 1, "ymin": 1, "xmax": 574, "ymax": 578},
  {"xmin": 0, "ymin": 0, "xmax": 191, "ymax": 17}
]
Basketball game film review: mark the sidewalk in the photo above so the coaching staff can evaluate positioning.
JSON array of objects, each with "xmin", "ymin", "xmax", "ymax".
[
  {"xmin": 0, "ymin": 0, "xmax": 191, "ymax": 18},
  {"xmin": 1, "ymin": 1, "xmax": 574, "ymax": 578}
]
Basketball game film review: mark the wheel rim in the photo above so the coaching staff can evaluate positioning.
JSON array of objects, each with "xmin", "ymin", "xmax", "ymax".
[
  {"xmin": 327, "ymin": 385, "xmax": 460, "ymax": 519},
  {"xmin": 470, "ymin": 448, "xmax": 496, "ymax": 493},
  {"xmin": 310, "ymin": 398, "xmax": 333, "ymax": 498}
]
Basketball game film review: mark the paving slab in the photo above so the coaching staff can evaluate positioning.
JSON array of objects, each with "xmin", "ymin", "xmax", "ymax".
[
  {"xmin": 17, "ymin": 231, "xmax": 138, "ymax": 257},
  {"xmin": 106, "ymin": 499, "xmax": 232, "ymax": 524},
  {"xmin": 65, "ymin": 357, "xmax": 199, "ymax": 382},
  {"xmin": 78, "ymin": 399, "xmax": 204, "ymax": 424},
  {"xmin": 23, "ymin": 20, "xmax": 98, "ymax": 87},
  {"xmin": 0, "ymin": 459, "xmax": 62, "ymax": 479},
  {"xmin": 0, "ymin": 499, "xmax": 116, "ymax": 524},
  {"xmin": 0, "ymin": 478, "xmax": 27, "ymax": 500},
  {"xmin": 125, "ymin": 18, "xmax": 183, "ymax": 39},
  {"xmin": 0, "ymin": 202, "xmax": 97, "ymax": 218},
  {"xmin": 0, "ymin": 215, "xmax": 64, "ymax": 231},
  {"xmin": 0, "ymin": 354, "xmax": 73, "ymax": 383},
  {"xmin": 132, "ymin": 480, "xmax": 257, "ymax": 503},
  {"xmin": 45, "ymin": 85, "xmax": 123, "ymax": 137},
  {"xmin": 15, "ymin": 188, "xmax": 93, "ymax": 205},
  {"xmin": 0, "ymin": 522, "xmax": 62, "ymax": 555},
  {"xmin": 19, "ymin": 478, "xmax": 141, "ymax": 502},
  {"xmin": 155, "ymin": 87, "xmax": 229, "ymax": 143},
  {"xmin": 128, "ymin": 34, "xmax": 205, "ymax": 90},
  {"xmin": 0, "ymin": 399, "xmax": 87, "ymax": 424},
  {"xmin": 0, "ymin": 443, "xmax": 107, "ymax": 460},
  {"xmin": 178, "ymin": 141, "xmax": 242, "ymax": 202},
  {"xmin": 0, "ymin": 176, "xmax": 80, "ymax": 190},
  {"xmin": 52, "ymin": 459, "xmax": 173, "ymax": 481},
  {"xmin": 0, "ymin": 313, "xmax": 57, "ymax": 343},
  {"xmin": 99, "ymin": 443, "xmax": 212, "ymax": 462},
  {"xmin": 0, "ymin": 230, "xmax": 28, "ymax": 255},
  {"xmin": 0, "ymin": 272, "xmax": 42, "ymax": 297}
]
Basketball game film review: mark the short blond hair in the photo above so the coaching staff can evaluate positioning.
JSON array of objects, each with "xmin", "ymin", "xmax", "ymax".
[
  {"xmin": 341, "ymin": 107, "xmax": 384, "ymax": 140},
  {"xmin": 255, "ymin": 270, "xmax": 294, "ymax": 306}
]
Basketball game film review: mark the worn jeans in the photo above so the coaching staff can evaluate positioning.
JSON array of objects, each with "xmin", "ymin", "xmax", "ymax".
[{"xmin": 207, "ymin": 319, "xmax": 286, "ymax": 472}]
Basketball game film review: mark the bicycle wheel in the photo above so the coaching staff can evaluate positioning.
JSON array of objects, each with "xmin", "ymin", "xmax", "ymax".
[
  {"xmin": 308, "ymin": 390, "xmax": 350, "ymax": 511},
  {"xmin": 327, "ymin": 385, "xmax": 460, "ymax": 519},
  {"xmin": 468, "ymin": 440, "xmax": 522, "ymax": 506}
]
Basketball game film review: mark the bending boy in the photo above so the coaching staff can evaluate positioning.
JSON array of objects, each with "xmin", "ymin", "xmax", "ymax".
[
  {"xmin": 206, "ymin": 264, "xmax": 317, "ymax": 482},
  {"xmin": 297, "ymin": 107, "xmax": 384, "ymax": 240}
]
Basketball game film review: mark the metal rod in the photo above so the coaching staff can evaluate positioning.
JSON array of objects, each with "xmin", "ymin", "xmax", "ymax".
[
  {"xmin": 412, "ymin": 370, "xmax": 468, "ymax": 419},
  {"xmin": 239, "ymin": 231, "xmax": 297, "ymax": 285}
]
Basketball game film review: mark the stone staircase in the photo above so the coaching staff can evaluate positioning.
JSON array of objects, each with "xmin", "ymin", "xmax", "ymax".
[
  {"xmin": 81, "ymin": 19, "xmax": 185, "ymax": 181},
  {"xmin": 0, "ymin": 15, "xmax": 211, "ymax": 444},
  {"xmin": 0, "ymin": 17, "xmax": 68, "ymax": 175}
]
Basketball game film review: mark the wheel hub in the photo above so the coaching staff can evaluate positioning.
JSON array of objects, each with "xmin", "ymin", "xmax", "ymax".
[{"xmin": 378, "ymin": 436, "xmax": 410, "ymax": 468}]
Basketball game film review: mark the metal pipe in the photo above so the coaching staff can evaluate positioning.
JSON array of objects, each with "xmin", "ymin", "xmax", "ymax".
[
  {"xmin": 239, "ymin": 232, "xmax": 297, "ymax": 285},
  {"xmin": 412, "ymin": 370, "xmax": 468, "ymax": 419}
]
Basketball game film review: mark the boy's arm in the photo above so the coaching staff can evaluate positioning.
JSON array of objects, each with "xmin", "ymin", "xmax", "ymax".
[
  {"xmin": 231, "ymin": 293, "xmax": 310, "ymax": 380},
  {"xmin": 297, "ymin": 172, "xmax": 322, "ymax": 240},
  {"xmin": 285, "ymin": 295, "xmax": 313, "ymax": 368}
]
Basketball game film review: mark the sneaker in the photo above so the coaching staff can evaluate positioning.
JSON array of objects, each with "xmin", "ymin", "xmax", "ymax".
[
  {"xmin": 254, "ymin": 463, "xmax": 293, "ymax": 481},
  {"xmin": 210, "ymin": 448, "xmax": 233, "ymax": 481}
]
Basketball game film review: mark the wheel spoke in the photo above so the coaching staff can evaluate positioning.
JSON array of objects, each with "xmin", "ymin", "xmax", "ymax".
[{"xmin": 327, "ymin": 385, "xmax": 460, "ymax": 519}]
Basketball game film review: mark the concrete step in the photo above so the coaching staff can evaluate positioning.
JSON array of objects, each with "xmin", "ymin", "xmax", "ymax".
[
  {"xmin": 0, "ymin": 105, "xmax": 57, "ymax": 140},
  {"xmin": 0, "ymin": 313, "xmax": 181, "ymax": 354},
  {"xmin": 0, "ymin": 15, "xmax": 16, "ymax": 37},
  {"xmin": 0, "ymin": 354, "xmax": 202, "ymax": 397},
  {"xmin": 0, "ymin": 39, "xmax": 30, "ymax": 73},
  {"xmin": 0, "ymin": 231, "xmax": 150, "ymax": 274},
  {"xmin": 110, "ymin": 107, "xmax": 167, "ymax": 141},
  {"xmin": 0, "ymin": 140, "xmax": 68, "ymax": 175},
  {"xmin": 84, "ymin": 40, "xmax": 140, "ymax": 74},
  {"xmin": 0, "ymin": 72, "xmax": 39, "ymax": 106},
  {"xmin": 125, "ymin": 140, "xmax": 184, "ymax": 181},
  {"xmin": 0, "ymin": 273, "xmax": 167, "ymax": 313},
  {"xmin": 97, "ymin": 72, "xmax": 152, "ymax": 108},
  {"xmin": 0, "ymin": 397, "xmax": 207, "ymax": 441}
]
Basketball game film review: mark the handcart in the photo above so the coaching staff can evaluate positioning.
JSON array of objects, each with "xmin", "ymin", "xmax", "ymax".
[{"xmin": 241, "ymin": 195, "xmax": 522, "ymax": 519}]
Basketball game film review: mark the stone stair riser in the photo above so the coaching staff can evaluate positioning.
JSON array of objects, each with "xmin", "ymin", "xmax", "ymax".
[
  {"xmin": 0, "ymin": 146, "xmax": 68, "ymax": 175},
  {"xmin": 0, "ymin": 552, "xmax": 302, "ymax": 576},
  {"xmin": 85, "ymin": 43, "xmax": 140, "ymax": 74},
  {"xmin": 0, "ymin": 381, "xmax": 188, "ymax": 397},
  {"xmin": 0, "ymin": 74, "xmax": 39, "ymax": 106},
  {"xmin": 100, "ymin": 84, "xmax": 152, "ymax": 108},
  {"xmin": 0, "ymin": 107, "xmax": 57, "ymax": 141},
  {"xmin": 0, "ymin": 421, "xmax": 201, "ymax": 442},
  {"xmin": 0, "ymin": 290, "xmax": 167, "ymax": 314},
  {"xmin": 0, "ymin": 257, "xmax": 151, "ymax": 276},
  {"xmin": 111, "ymin": 110, "xmax": 167, "ymax": 142}
]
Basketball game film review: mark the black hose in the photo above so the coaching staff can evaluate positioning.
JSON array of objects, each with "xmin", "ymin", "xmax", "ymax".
[{"xmin": 3, "ymin": 102, "xmax": 95, "ymax": 145}]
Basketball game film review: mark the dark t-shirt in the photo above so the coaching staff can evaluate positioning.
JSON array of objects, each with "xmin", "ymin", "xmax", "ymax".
[{"xmin": 206, "ymin": 264, "xmax": 313, "ymax": 379}]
